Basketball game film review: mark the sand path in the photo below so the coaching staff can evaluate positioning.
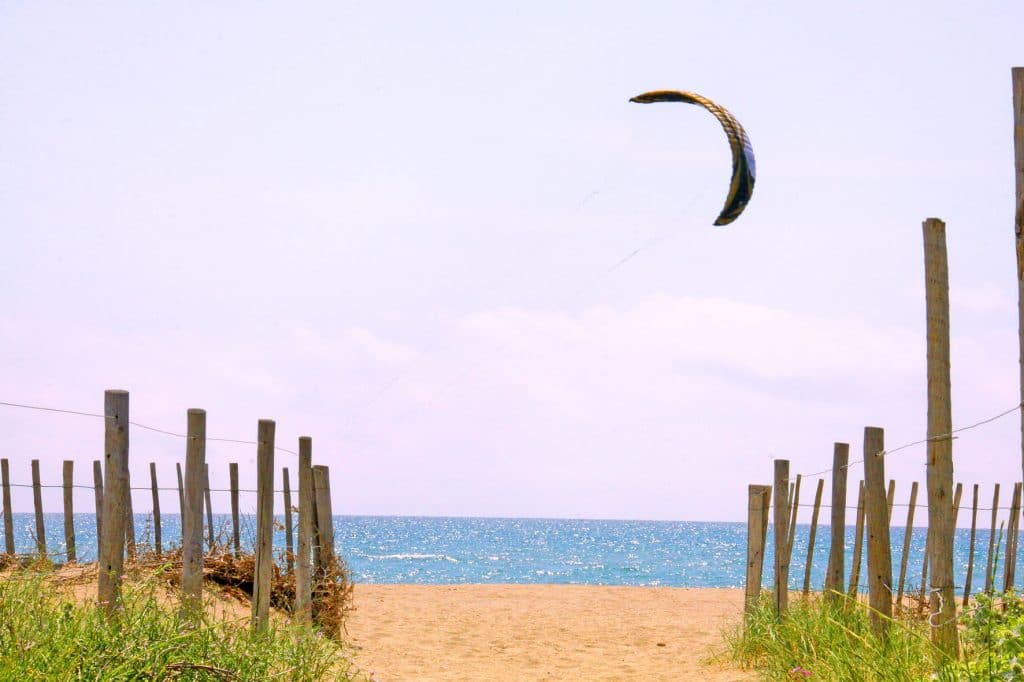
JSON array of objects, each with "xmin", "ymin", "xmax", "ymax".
[{"xmin": 347, "ymin": 584, "xmax": 754, "ymax": 681}]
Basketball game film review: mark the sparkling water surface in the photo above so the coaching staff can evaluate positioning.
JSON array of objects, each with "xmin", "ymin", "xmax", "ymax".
[{"xmin": 7, "ymin": 513, "xmax": 1021, "ymax": 591}]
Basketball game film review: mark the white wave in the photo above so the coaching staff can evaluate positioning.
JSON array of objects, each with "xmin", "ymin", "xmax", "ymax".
[{"xmin": 370, "ymin": 553, "xmax": 459, "ymax": 563}]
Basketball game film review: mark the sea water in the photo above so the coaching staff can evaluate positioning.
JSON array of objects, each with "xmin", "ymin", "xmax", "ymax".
[{"xmin": 6, "ymin": 513, "xmax": 1021, "ymax": 592}]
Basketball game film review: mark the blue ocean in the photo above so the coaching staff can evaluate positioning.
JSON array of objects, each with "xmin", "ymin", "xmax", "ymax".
[{"xmin": 6, "ymin": 513, "xmax": 1021, "ymax": 593}]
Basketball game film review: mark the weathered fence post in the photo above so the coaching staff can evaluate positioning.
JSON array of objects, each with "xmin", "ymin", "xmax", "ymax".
[
  {"xmin": 312, "ymin": 464, "xmax": 336, "ymax": 624},
  {"xmin": 229, "ymin": 463, "xmax": 240, "ymax": 557},
  {"xmin": 786, "ymin": 474, "xmax": 802, "ymax": 566},
  {"xmin": 745, "ymin": 484, "xmax": 771, "ymax": 614},
  {"xmin": 848, "ymin": 481, "xmax": 866, "ymax": 599},
  {"xmin": 1, "ymin": 459, "xmax": 12, "ymax": 556},
  {"xmin": 1011, "ymin": 66, "xmax": 1024, "ymax": 484},
  {"xmin": 203, "ymin": 463, "xmax": 214, "ymax": 549},
  {"xmin": 180, "ymin": 408, "xmax": 207, "ymax": 620},
  {"xmin": 802, "ymin": 479, "xmax": 824, "ymax": 596},
  {"xmin": 773, "ymin": 459, "xmax": 790, "ymax": 613},
  {"xmin": 93, "ymin": 460, "xmax": 104, "ymax": 549},
  {"xmin": 863, "ymin": 427, "xmax": 892, "ymax": 637},
  {"xmin": 963, "ymin": 483, "xmax": 979, "ymax": 607},
  {"xmin": 295, "ymin": 437, "xmax": 313, "ymax": 625},
  {"xmin": 252, "ymin": 419, "xmax": 275, "ymax": 632},
  {"xmin": 150, "ymin": 463, "xmax": 162, "ymax": 555},
  {"xmin": 1004, "ymin": 483, "xmax": 1022, "ymax": 594},
  {"xmin": 176, "ymin": 462, "xmax": 185, "ymax": 521},
  {"xmin": 887, "ymin": 479, "xmax": 896, "ymax": 523},
  {"xmin": 63, "ymin": 460, "xmax": 76, "ymax": 563},
  {"xmin": 985, "ymin": 484, "xmax": 1001, "ymax": 594},
  {"xmin": 31, "ymin": 459, "xmax": 45, "ymax": 556},
  {"xmin": 124, "ymin": 468, "xmax": 136, "ymax": 561},
  {"xmin": 98, "ymin": 389, "xmax": 129, "ymax": 616},
  {"xmin": 283, "ymin": 467, "xmax": 294, "ymax": 575},
  {"xmin": 896, "ymin": 481, "xmax": 919, "ymax": 611},
  {"xmin": 923, "ymin": 216, "xmax": 958, "ymax": 658},
  {"xmin": 825, "ymin": 443, "xmax": 849, "ymax": 601}
]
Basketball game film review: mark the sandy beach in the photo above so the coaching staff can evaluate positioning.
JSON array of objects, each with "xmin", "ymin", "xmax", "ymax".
[{"xmin": 347, "ymin": 584, "xmax": 753, "ymax": 681}]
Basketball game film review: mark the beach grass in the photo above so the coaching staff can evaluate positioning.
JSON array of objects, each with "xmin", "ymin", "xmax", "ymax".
[
  {"xmin": 0, "ymin": 570, "xmax": 359, "ymax": 681},
  {"xmin": 724, "ymin": 595, "xmax": 948, "ymax": 681}
]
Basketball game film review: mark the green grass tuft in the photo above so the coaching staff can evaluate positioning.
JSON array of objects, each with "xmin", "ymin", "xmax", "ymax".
[
  {"xmin": 724, "ymin": 595, "xmax": 947, "ymax": 681},
  {"xmin": 0, "ymin": 573, "xmax": 359, "ymax": 680}
]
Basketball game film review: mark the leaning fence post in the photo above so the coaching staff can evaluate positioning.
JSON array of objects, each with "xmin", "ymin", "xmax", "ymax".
[
  {"xmin": 295, "ymin": 437, "xmax": 314, "ymax": 625},
  {"xmin": 252, "ymin": 419, "xmax": 276, "ymax": 632},
  {"xmin": 847, "ymin": 480, "xmax": 866, "ymax": 599},
  {"xmin": 1, "ymin": 459, "xmax": 12, "ymax": 556},
  {"xmin": 124, "ymin": 468, "xmax": 136, "ymax": 561},
  {"xmin": 863, "ymin": 427, "xmax": 892, "ymax": 638},
  {"xmin": 176, "ymin": 462, "xmax": 185, "ymax": 521},
  {"xmin": 181, "ymin": 409, "xmax": 207, "ymax": 620},
  {"xmin": 886, "ymin": 480, "xmax": 896, "ymax": 523},
  {"xmin": 98, "ymin": 389, "xmax": 129, "ymax": 616},
  {"xmin": 825, "ymin": 443, "xmax": 849, "ymax": 601},
  {"xmin": 896, "ymin": 481, "xmax": 919, "ymax": 612},
  {"xmin": 963, "ymin": 483, "xmax": 980, "ymax": 607},
  {"xmin": 772, "ymin": 459, "xmax": 790, "ymax": 614},
  {"xmin": 229, "ymin": 463, "xmax": 240, "ymax": 557},
  {"xmin": 1004, "ymin": 483, "xmax": 1022, "ymax": 594},
  {"xmin": 283, "ymin": 467, "xmax": 294, "ymax": 575},
  {"xmin": 203, "ymin": 463, "xmax": 214, "ymax": 550},
  {"xmin": 745, "ymin": 484, "xmax": 771, "ymax": 614},
  {"xmin": 150, "ymin": 463, "xmax": 162, "ymax": 555},
  {"xmin": 786, "ymin": 474, "xmax": 802, "ymax": 568},
  {"xmin": 802, "ymin": 479, "xmax": 824, "ymax": 596},
  {"xmin": 31, "ymin": 459, "xmax": 46, "ymax": 557},
  {"xmin": 63, "ymin": 460, "xmax": 76, "ymax": 563},
  {"xmin": 985, "ymin": 484, "xmax": 1001, "ymax": 594},
  {"xmin": 93, "ymin": 460, "xmax": 104, "ymax": 551}
]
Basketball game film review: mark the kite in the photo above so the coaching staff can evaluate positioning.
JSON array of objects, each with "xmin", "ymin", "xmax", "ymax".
[{"xmin": 629, "ymin": 90, "xmax": 755, "ymax": 226}]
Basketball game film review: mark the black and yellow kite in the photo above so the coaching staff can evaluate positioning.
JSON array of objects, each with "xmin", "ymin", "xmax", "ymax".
[{"xmin": 630, "ymin": 90, "xmax": 755, "ymax": 226}]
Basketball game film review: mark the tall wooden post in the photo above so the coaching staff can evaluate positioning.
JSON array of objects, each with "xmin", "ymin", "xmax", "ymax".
[
  {"xmin": 283, "ymin": 467, "xmax": 294, "ymax": 575},
  {"xmin": 31, "ymin": 459, "xmax": 46, "ymax": 556},
  {"xmin": 98, "ymin": 389, "xmax": 129, "ymax": 616},
  {"xmin": 825, "ymin": 443, "xmax": 849, "ymax": 600},
  {"xmin": 229, "ymin": 463, "xmax": 240, "ymax": 557},
  {"xmin": 1012, "ymin": 67, "xmax": 1024, "ymax": 483},
  {"xmin": 180, "ymin": 409, "xmax": 206, "ymax": 620},
  {"xmin": 802, "ymin": 479, "xmax": 824, "ymax": 596},
  {"xmin": 963, "ymin": 483, "xmax": 980, "ymax": 607},
  {"xmin": 786, "ymin": 474, "xmax": 802, "ymax": 565},
  {"xmin": 896, "ymin": 481, "xmax": 919, "ymax": 611},
  {"xmin": 63, "ymin": 460, "xmax": 76, "ymax": 563},
  {"xmin": 772, "ymin": 459, "xmax": 790, "ymax": 613},
  {"xmin": 923, "ymin": 217, "xmax": 958, "ymax": 658},
  {"xmin": 745, "ymin": 484, "xmax": 771, "ymax": 613},
  {"xmin": 149, "ymin": 463, "xmax": 162, "ymax": 555},
  {"xmin": 295, "ymin": 437, "xmax": 314, "ymax": 625},
  {"xmin": 1, "ymin": 459, "xmax": 13, "ymax": 556},
  {"xmin": 92, "ymin": 461, "xmax": 104, "ymax": 551},
  {"xmin": 863, "ymin": 427, "xmax": 892, "ymax": 637},
  {"xmin": 985, "ymin": 484, "xmax": 1001, "ymax": 594},
  {"xmin": 252, "ymin": 419, "xmax": 275, "ymax": 632}
]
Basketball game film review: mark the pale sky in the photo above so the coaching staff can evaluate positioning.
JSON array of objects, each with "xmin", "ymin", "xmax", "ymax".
[{"xmin": 2, "ymin": 2, "xmax": 1023, "ymax": 523}]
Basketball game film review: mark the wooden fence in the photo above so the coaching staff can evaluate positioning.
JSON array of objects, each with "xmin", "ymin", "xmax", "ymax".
[
  {"xmin": 745, "ymin": 445, "xmax": 1024, "ymax": 627},
  {"xmin": 0, "ymin": 390, "xmax": 337, "ymax": 631}
]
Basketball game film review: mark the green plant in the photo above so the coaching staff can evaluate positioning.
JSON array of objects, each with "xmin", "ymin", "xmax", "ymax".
[
  {"xmin": 725, "ymin": 594, "xmax": 942, "ymax": 681},
  {"xmin": 0, "ymin": 574, "xmax": 360, "ymax": 680}
]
